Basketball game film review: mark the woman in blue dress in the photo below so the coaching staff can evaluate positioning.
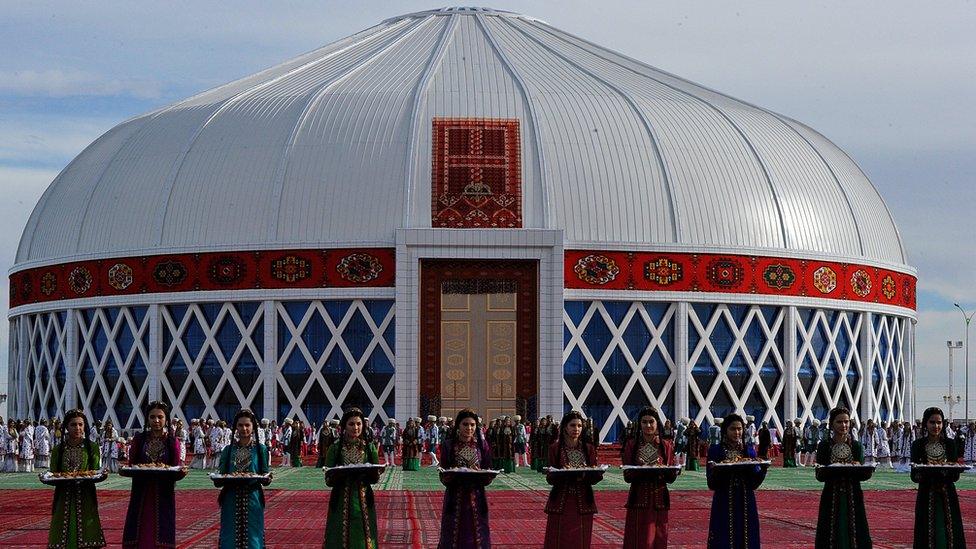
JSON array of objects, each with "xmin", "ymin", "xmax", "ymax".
[
  {"xmin": 217, "ymin": 409, "xmax": 271, "ymax": 549},
  {"xmin": 705, "ymin": 413, "xmax": 766, "ymax": 549}
]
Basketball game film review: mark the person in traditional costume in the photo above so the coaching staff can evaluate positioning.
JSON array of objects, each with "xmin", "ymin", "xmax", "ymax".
[
  {"xmin": 191, "ymin": 419, "xmax": 207, "ymax": 469},
  {"xmin": 531, "ymin": 418, "xmax": 546, "ymax": 471},
  {"xmin": 279, "ymin": 418, "xmax": 293, "ymax": 467},
  {"xmin": 323, "ymin": 407, "xmax": 381, "ymax": 549},
  {"xmin": 34, "ymin": 419, "xmax": 51, "ymax": 469},
  {"xmin": 814, "ymin": 406, "xmax": 871, "ymax": 549},
  {"xmin": 860, "ymin": 419, "xmax": 878, "ymax": 467},
  {"xmin": 496, "ymin": 417, "xmax": 515, "ymax": 473},
  {"xmin": 402, "ymin": 418, "xmax": 421, "ymax": 471},
  {"xmin": 876, "ymin": 421, "xmax": 893, "ymax": 469},
  {"xmin": 19, "ymin": 420, "xmax": 35, "ymax": 472},
  {"xmin": 896, "ymin": 421, "xmax": 915, "ymax": 472},
  {"xmin": 438, "ymin": 408, "xmax": 494, "ymax": 549},
  {"xmin": 0, "ymin": 417, "xmax": 6, "ymax": 473},
  {"xmin": 174, "ymin": 418, "xmax": 188, "ymax": 466},
  {"xmin": 98, "ymin": 422, "xmax": 119, "ymax": 473},
  {"xmin": 217, "ymin": 409, "xmax": 271, "ymax": 549},
  {"xmin": 543, "ymin": 410, "xmax": 599, "ymax": 549},
  {"xmin": 380, "ymin": 419, "xmax": 399, "ymax": 466},
  {"xmin": 757, "ymin": 422, "xmax": 771, "ymax": 459},
  {"xmin": 288, "ymin": 418, "xmax": 304, "ymax": 467},
  {"xmin": 122, "ymin": 401, "xmax": 181, "ymax": 548},
  {"xmin": 706, "ymin": 413, "xmax": 765, "ymax": 549},
  {"xmin": 782, "ymin": 419, "xmax": 799, "ymax": 467},
  {"xmin": 684, "ymin": 420, "xmax": 701, "ymax": 471},
  {"xmin": 5, "ymin": 420, "xmax": 18, "ymax": 471},
  {"xmin": 673, "ymin": 418, "xmax": 687, "ymax": 467},
  {"xmin": 316, "ymin": 420, "xmax": 337, "ymax": 468},
  {"xmin": 911, "ymin": 407, "xmax": 966, "ymax": 549},
  {"xmin": 48, "ymin": 409, "xmax": 107, "ymax": 548},
  {"xmin": 513, "ymin": 416, "xmax": 529, "ymax": 468},
  {"xmin": 965, "ymin": 421, "xmax": 976, "ymax": 465},
  {"xmin": 426, "ymin": 416, "xmax": 442, "ymax": 467},
  {"xmin": 622, "ymin": 406, "xmax": 675, "ymax": 549}
]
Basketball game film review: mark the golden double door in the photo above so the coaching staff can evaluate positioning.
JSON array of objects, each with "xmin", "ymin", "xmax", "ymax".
[{"xmin": 439, "ymin": 291, "xmax": 518, "ymax": 419}]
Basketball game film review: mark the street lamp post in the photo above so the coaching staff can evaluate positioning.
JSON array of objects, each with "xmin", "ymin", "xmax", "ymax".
[
  {"xmin": 946, "ymin": 340, "xmax": 963, "ymax": 421},
  {"xmin": 953, "ymin": 304, "xmax": 974, "ymax": 422}
]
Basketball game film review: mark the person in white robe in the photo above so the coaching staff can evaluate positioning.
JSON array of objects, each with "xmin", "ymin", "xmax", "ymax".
[
  {"xmin": 860, "ymin": 419, "xmax": 878, "ymax": 466},
  {"xmin": 191, "ymin": 419, "xmax": 207, "ymax": 469},
  {"xmin": 34, "ymin": 420, "xmax": 51, "ymax": 468},
  {"xmin": 18, "ymin": 422, "xmax": 36, "ymax": 472}
]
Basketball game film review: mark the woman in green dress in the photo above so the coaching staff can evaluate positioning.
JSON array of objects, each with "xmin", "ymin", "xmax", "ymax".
[
  {"xmin": 911, "ymin": 406, "xmax": 966, "ymax": 549},
  {"xmin": 814, "ymin": 407, "xmax": 871, "ymax": 549},
  {"xmin": 48, "ymin": 408, "xmax": 106, "ymax": 548},
  {"xmin": 217, "ymin": 408, "xmax": 271, "ymax": 549},
  {"xmin": 324, "ymin": 407, "xmax": 380, "ymax": 549},
  {"xmin": 401, "ymin": 418, "xmax": 421, "ymax": 471}
]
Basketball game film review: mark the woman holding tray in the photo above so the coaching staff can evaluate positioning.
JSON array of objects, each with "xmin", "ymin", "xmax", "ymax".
[
  {"xmin": 323, "ymin": 407, "xmax": 381, "ymax": 549},
  {"xmin": 48, "ymin": 408, "xmax": 106, "ymax": 548},
  {"xmin": 122, "ymin": 401, "xmax": 181, "ymax": 548},
  {"xmin": 705, "ymin": 413, "xmax": 765, "ymax": 549},
  {"xmin": 814, "ymin": 406, "xmax": 871, "ymax": 548},
  {"xmin": 438, "ymin": 408, "xmax": 494, "ymax": 549},
  {"xmin": 217, "ymin": 408, "xmax": 271, "ymax": 549},
  {"xmin": 911, "ymin": 406, "xmax": 966, "ymax": 549},
  {"xmin": 622, "ymin": 406, "xmax": 675, "ymax": 549},
  {"xmin": 543, "ymin": 410, "xmax": 599, "ymax": 549}
]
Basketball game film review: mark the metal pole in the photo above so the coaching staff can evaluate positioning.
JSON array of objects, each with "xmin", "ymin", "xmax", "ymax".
[{"xmin": 954, "ymin": 304, "xmax": 973, "ymax": 423}]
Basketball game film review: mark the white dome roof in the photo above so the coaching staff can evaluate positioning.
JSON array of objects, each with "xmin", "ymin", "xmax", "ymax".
[{"xmin": 16, "ymin": 7, "xmax": 908, "ymax": 268}]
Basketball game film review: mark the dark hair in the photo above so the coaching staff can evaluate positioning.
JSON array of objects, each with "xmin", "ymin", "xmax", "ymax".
[
  {"xmin": 556, "ymin": 410, "xmax": 589, "ymax": 461},
  {"xmin": 145, "ymin": 401, "xmax": 171, "ymax": 429},
  {"xmin": 828, "ymin": 407, "xmax": 851, "ymax": 427},
  {"xmin": 721, "ymin": 413, "xmax": 746, "ymax": 442},
  {"xmin": 921, "ymin": 407, "xmax": 947, "ymax": 442},
  {"xmin": 629, "ymin": 407, "xmax": 666, "ymax": 464},
  {"xmin": 452, "ymin": 408, "xmax": 482, "ymax": 442},
  {"xmin": 340, "ymin": 408, "xmax": 368, "ymax": 439},
  {"xmin": 58, "ymin": 409, "xmax": 96, "ymax": 471},
  {"xmin": 232, "ymin": 409, "xmax": 258, "ymax": 431}
]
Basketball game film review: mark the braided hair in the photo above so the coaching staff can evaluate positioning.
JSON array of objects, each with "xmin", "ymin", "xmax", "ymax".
[{"xmin": 556, "ymin": 410, "xmax": 592, "ymax": 466}]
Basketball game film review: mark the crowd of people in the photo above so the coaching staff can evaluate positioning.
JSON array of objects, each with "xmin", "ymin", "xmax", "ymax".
[{"xmin": 8, "ymin": 403, "xmax": 975, "ymax": 548}]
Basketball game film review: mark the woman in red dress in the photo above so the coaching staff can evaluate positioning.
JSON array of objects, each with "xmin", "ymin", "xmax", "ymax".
[
  {"xmin": 622, "ymin": 407, "xmax": 675, "ymax": 549},
  {"xmin": 543, "ymin": 410, "xmax": 599, "ymax": 549}
]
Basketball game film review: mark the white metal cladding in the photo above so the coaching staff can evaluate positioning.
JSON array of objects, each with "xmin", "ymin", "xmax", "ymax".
[{"xmin": 16, "ymin": 8, "xmax": 908, "ymax": 268}]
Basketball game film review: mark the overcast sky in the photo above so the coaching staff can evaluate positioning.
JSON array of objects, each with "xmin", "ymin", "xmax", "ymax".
[{"xmin": 2, "ymin": 1, "xmax": 974, "ymax": 419}]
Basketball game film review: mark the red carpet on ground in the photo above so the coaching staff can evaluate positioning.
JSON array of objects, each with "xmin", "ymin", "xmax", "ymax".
[{"xmin": 0, "ymin": 489, "xmax": 971, "ymax": 547}]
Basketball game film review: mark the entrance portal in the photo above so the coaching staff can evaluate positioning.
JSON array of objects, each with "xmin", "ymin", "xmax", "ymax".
[{"xmin": 419, "ymin": 260, "xmax": 538, "ymax": 420}]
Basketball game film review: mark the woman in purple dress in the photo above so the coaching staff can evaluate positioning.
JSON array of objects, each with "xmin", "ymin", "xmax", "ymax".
[
  {"xmin": 705, "ymin": 413, "xmax": 766, "ymax": 549},
  {"xmin": 122, "ymin": 401, "xmax": 182, "ymax": 548},
  {"xmin": 438, "ymin": 408, "xmax": 493, "ymax": 549}
]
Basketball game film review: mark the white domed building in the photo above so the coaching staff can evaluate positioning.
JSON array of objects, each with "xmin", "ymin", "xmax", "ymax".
[{"xmin": 8, "ymin": 7, "xmax": 916, "ymax": 441}]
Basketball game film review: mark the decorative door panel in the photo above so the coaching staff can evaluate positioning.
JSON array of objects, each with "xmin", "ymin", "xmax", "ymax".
[{"xmin": 420, "ymin": 260, "xmax": 538, "ymax": 420}]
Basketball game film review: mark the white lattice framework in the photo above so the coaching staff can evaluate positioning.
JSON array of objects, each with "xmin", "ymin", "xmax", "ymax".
[
  {"xmin": 160, "ymin": 303, "xmax": 265, "ymax": 423},
  {"xmin": 75, "ymin": 307, "xmax": 151, "ymax": 429},
  {"xmin": 871, "ymin": 315, "xmax": 907, "ymax": 422},
  {"xmin": 794, "ymin": 309, "xmax": 863, "ymax": 425},
  {"xmin": 563, "ymin": 301, "xmax": 677, "ymax": 442},
  {"xmin": 24, "ymin": 312, "xmax": 68, "ymax": 422},
  {"xmin": 275, "ymin": 300, "xmax": 395, "ymax": 425},
  {"xmin": 687, "ymin": 304, "xmax": 787, "ymax": 431}
]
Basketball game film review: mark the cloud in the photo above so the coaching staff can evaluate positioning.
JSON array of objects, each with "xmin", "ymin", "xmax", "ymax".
[
  {"xmin": 0, "ymin": 116, "xmax": 115, "ymax": 168},
  {"xmin": 0, "ymin": 69, "xmax": 161, "ymax": 99}
]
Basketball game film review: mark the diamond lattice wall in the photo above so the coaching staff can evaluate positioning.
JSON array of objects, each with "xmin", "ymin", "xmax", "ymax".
[
  {"xmin": 24, "ymin": 312, "xmax": 68, "ymax": 421},
  {"xmin": 794, "ymin": 308, "xmax": 863, "ymax": 425},
  {"xmin": 871, "ymin": 315, "xmax": 906, "ymax": 422}
]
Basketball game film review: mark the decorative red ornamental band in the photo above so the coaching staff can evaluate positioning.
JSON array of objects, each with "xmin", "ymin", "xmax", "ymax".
[
  {"xmin": 9, "ymin": 247, "xmax": 915, "ymax": 311},
  {"xmin": 8, "ymin": 248, "xmax": 396, "ymax": 308},
  {"xmin": 566, "ymin": 250, "xmax": 916, "ymax": 310}
]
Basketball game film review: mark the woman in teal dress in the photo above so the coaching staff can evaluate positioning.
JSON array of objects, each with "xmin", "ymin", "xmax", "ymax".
[
  {"xmin": 324, "ymin": 407, "xmax": 380, "ymax": 549},
  {"xmin": 814, "ymin": 407, "xmax": 871, "ymax": 549},
  {"xmin": 48, "ymin": 408, "xmax": 106, "ymax": 548},
  {"xmin": 217, "ymin": 409, "xmax": 271, "ymax": 549},
  {"xmin": 911, "ymin": 406, "xmax": 966, "ymax": 549}
]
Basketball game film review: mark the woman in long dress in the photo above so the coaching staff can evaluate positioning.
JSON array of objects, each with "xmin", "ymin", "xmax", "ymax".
[
  {"xmin": 705, "ymin": 413, "xmax": 765, "ymax": 549},
  {"xmin": 814, "ymin": 407, "xmax": 871, "ymax": 548},
  {"xmin": 622, "ymin": 407, "xmax": 675, "ymax": 549},
  {"xmin": 122, "ymin": 401, "xmax": 182, "ymax": 548},
  {"xmin": 782, "ymin": 419, "xmax": 799, "ymax": 467},
  {"xmin": 683, "ymin": 420, "xmax": 701, "ymax": 471},
  {"xmin": 217, "ymin": 409, "xmax": 271, "ymax": 549},
  {"xmin": 543, "ymin": 410, "xmax": 599, "ymax": 549},
  {"xmin": 911, "ymin": 406, "xmax": 966, "ymax": 549},
  {"xmin": 438, "ymin": 408, "xmax": 494, "ymax": 549},
  {"xmin": 401, "ymin": 418, "xmax": 421, "ymax": 471},
  {"xmin": 323, "ymin": 407, "xmax": 381, "ymax": 549},
  {"xmin": 48, "ymin": 409, "xmax": 106, "ymax": 548}
]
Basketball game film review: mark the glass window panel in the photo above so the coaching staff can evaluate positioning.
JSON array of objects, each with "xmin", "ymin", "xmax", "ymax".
[
  {"xmin": 564, "ymin": 301, "xmax": 589, "ymax": 327},
  {"xmin": 341, "ymin": 309, "xmax": 372, "ymax": 362},
  {"xmin": 563, "ymin": 347, "xmax": 590, "ymax": 396},
  {"xmin": 603, "ymin": 301, "xmax": 630, "ymax": 327},
  {"xmin": 581, "ymin": 311, "xmax": 612, "ymax": 362}
]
